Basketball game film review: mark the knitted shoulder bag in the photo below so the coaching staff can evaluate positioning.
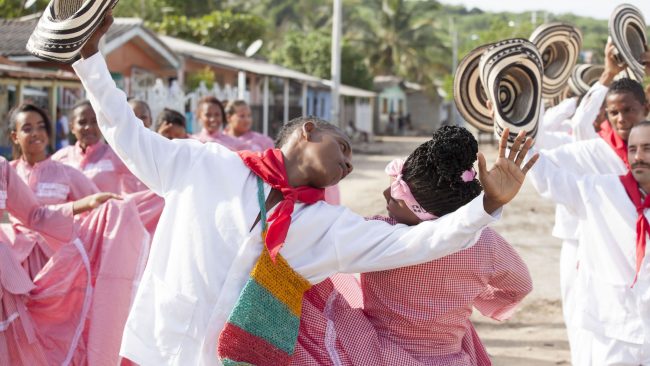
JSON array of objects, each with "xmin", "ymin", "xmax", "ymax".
[{"xmin": 217, "ymin": 177, "xmax": 312, "ymax": 365}]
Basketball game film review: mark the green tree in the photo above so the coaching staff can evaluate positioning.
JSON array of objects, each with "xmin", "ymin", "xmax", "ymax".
[
  {"xmin": 345, "ymin": 0, "xmax": 450, "ymax": 89},
  {"xmin": 0, "ymin": 0, "xmax": 48, "ymax": 18},
  {"xmin": 270, "ymin": 30, "xmax": 373, "ymax": 90},
  {"xmin": 148, "ymin": 10, "xmax": 266, "ymax": 54}
]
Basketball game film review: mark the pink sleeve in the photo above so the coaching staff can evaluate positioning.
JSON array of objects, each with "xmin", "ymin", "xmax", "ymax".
[
  {"xmin": 5, "ymin": 161, "xmax": 75, "ymax": 244},
  {"xmin": 65, "ymin": 166, "xmax": 99, "ymax": 200},
  {"xmin": 114, "ymin": 155, "xmax": 147, "ymax": 194},
  {"xmin": 473, "ymin": 230, "xmax": 533, "ymax": 321}
]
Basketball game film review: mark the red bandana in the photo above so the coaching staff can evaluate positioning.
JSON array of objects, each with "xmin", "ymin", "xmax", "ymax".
[
  {"xmin": 238, "ymin": 149, "xmax": 324, "ymax": 261},
  {"xmin": 599, "ymin": 120, "xmax": 629, "ymax": 168},
  {"xmin": 619, "ymin": 172, "xmax": 649, "ymax": 286}
]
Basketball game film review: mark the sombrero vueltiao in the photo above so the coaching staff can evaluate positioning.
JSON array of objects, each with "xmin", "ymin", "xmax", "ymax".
[
  {"xmin": 609, "ymin": 4, "xmax": 648, "ymax": 81},
  {"xmin": 568, "ymin": 64, "xmax": 605, "ymax": 97},
  {"xmin": 453, "ymin": 44, "xmax": 493, "ymax": 132},
  {"xmin": 479, "ymin": 39, "xmax": 543, "ymax": 145},
  {"xmin": 26, "ymin": 0, "xmax": 119, "ymax": 63},
  {"xmin": 530, "ymin": 23, "xmax": 583, "ymax": 99}
]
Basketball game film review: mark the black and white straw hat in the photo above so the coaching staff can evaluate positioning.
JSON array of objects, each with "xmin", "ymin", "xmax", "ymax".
[
  {"xmin": 453, "ymin": 44, "xmax": 493, "ymax": 132},
  {"xmin": 26, "ymin": 0, "xmax": 119, "ymax": 63},
  {"xmin": 609, "ymin": 3, "xmax": 647, "ymax": 81},
  {"xmin": 479, "ymin": 39, "xmax": 543, "ymax": 145},
  {"xmin": 568, "ymin": 64, "xmax": 605, "ymax": 97},
  {"xmin": 530, "ymin": 23, "xmax": 583, "ymax": 99}
]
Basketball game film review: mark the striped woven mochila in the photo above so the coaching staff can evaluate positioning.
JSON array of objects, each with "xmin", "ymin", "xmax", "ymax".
[{"xmin": 217, "ymin": 177, "xmax": 312, "ymax": 366}]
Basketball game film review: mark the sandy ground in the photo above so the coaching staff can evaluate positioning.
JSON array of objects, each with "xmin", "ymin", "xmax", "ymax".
[{"xmin": 339, "ymin": 136, "xmax": 570, "ymax": 365}]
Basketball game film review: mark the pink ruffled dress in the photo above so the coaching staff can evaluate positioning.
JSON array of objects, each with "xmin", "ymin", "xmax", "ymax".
[
  {"xmin": 292, "ymin": 217, "xmax": 532, "ymax": 366},
  {"xmin": 1, "ymin": 157, "xmax": 150, "ymax": 365},
  {"xmin": 191, "ymin": 128, "xmax": 249, "ymax": 150},
  {"xmin": 51, "ymin": 141, "xmax": 147, "ymax": 195}
]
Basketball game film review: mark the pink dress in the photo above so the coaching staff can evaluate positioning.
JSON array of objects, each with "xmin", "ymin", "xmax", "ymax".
[
  {"xmin": 232, "ymin": 130, "xmax": 275, "ymax": 151},
  {"xmin": 8, "ymin": 157, "xmax": 98, "ymax": 277},
  {"xmin": 191, "ymin": 128, "xmax": 249, "ymax": 150},
  {"xmin": 52, "ymin": 141, "xmax": 147, "ymax": 195},
  {"xmin": 292, "ymin": 217, "xmax": 532, "ymax": 366}
]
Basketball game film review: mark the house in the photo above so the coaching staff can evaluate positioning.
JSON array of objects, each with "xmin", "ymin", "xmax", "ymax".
[{"xmin": 373, "ymin": 76, "xmax": 443, "ymax": 135}]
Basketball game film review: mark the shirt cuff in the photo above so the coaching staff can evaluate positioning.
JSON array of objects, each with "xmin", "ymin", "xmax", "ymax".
[{"xmin": 72, "ymin": 51, "xmax": 109, "ymax": 83}]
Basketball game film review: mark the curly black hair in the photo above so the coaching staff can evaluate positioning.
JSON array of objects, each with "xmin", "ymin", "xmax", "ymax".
[
  {"xmin": 607, "ymin": 77, "xmax": 647, "ymax": 105},
  {"xmin": 402, "ymin": 126, "xmax": 482, "ymax": 217},
  {"xmin": 274, "ymin": 116, "xmax": 346, "ymax": 147}
]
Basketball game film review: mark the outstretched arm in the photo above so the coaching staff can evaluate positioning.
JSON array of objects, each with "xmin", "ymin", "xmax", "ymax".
[
  {"xmin": 330, "ymin": 131, "xmax": 538, "ymax": 275},
  {"xmin": 73, "ymin": 12, "xmax": 207, "ymax": 195}
]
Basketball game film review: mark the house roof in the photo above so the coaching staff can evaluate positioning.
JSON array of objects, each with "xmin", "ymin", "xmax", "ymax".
[
  {"xmin": 0, "ymin": 17, "xmax": 178, "ymax": 68},
  {"xmin": 160, "ymin": 35, "xmax": 376, "ymax": 98},
  {"xmin": 0, "ymin": 58, "xmax": 79, "ymax": 82}
]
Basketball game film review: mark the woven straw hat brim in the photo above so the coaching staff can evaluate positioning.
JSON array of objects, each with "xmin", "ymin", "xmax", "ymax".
[
  {"xmin": 479, "ymin": 38, "xmax": 543, "ymax": 145},
  {"xmin": 530, "ymin": 23, "xmax": 583, "ymax": 99},
  {"xmin": 454, "ymin": 44, "xmax": 493, "ymax": 132},
  {"xmin": 609, "ymin": 3, "xmax": 648, "ymax": 81},
  {"xmin": 568, "ymin": 64, "xmax": 605, "ymax": 96},
  {"xmin": 26, "ymin": 0, "xmax": 119, "ymax": 63}
]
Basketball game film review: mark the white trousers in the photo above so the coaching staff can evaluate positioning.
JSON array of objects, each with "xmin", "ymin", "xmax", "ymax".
[
  {"xmin": 560, "ymin": 239, "xmax": 579, "ymax": 361},
  {"xmin": 573, "ymin": 328, "xmax": 650, "ymax": 365}
]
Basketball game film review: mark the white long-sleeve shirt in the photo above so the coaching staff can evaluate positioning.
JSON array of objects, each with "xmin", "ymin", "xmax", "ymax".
[
  {"xmin": 530, "ymin": 154, "xmax": 650, "ymax": 344},
  {"xmin": 72, "ymin": 54, "xmax": 500, "ymax": 366}
]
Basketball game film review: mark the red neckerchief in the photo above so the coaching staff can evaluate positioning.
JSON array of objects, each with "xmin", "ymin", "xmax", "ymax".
[
  {"xmin": 238, "ymin": 149, "xmax": 324, "ymax": 261},
  {"xmin": 599, "ymin": 120, "xmax": 629, "ymax": 168},
  {"xmin": 619, "ymin": 172, "xmax": 650, "ymax": 286}
]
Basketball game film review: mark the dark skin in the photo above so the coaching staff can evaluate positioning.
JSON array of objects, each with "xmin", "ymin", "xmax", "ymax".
[
  {"xmin": 11, "ymin": 111, "xmax": 49, "ymax": 165},
  {"xmin": 70, "ymin": 104, "xmax": 102, "ymax": 151},
  {"xmin": 81, "ymin": 12, "xmax": 537, "ymax": 218},
  {"xmin": 605, "ymin": 92, "xmax": 650, "ymax": 141}
]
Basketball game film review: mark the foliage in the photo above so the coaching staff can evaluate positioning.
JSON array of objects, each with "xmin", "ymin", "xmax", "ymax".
[
  {"xmin": 270, "ymin": 30, "xmax": 373, "ymax": 90},
  {"xmin": 186, "ymin": 67, "xmax": 217, "ymax": 91},
  {"xmin": 0, "ymin": 0, "xmax": 48, "ymax": 18},
  {"xmin": 148, "ymin": 10, "xmax": 266, "ymax": 54}
]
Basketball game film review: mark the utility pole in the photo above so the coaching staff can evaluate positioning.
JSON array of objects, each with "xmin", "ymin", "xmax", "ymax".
[
  {"xmin": 449, "ymin": 17, "xmax": 459, "ymax": 126},
  {"xmin": 330, "ymin": 0, "xmax": 342, "ymax": 127}
]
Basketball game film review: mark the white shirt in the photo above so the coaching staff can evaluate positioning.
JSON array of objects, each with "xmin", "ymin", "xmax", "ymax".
[
  {"xmin": 72, "ymin": 54, "xmax": 500, "ymax": 366},
  {"xmin": 534, "ymin": 83, "xmax": 622, "ymax": 241},
  {"xmin": 531, "ymin": 154, "xmax": 650, "ymax": 344}
]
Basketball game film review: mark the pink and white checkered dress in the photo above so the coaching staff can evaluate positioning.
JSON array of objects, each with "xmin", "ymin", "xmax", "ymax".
[{"xmin": 292, "ymin": 216, "xmax": 532, "ymax": 366}]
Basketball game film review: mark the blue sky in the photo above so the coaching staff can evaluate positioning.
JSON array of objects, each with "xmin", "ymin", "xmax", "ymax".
[{"xmin": 439, "ymin": 0, "xmax": 650, "ymax": 20}]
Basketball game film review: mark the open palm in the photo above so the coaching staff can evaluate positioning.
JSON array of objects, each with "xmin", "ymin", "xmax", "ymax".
[{"xmin": 477, "ymin": 129, "xmax": 538, "ymax": 213}]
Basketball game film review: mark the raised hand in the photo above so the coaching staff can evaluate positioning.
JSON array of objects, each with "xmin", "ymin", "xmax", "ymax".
[
  {"xmin": 477, "ymin": 128, "xmax": 539, "ymax": 214},
  {"xmin": 80, "ymin": 10, "xmax": 114, "ymax": 59},
  {"xmin": 72, "ymin": 192, "xmax": 122, "ymax": 214},
  {"xmin": 600, "ymin": 39, "xmax": 626, "ymax": 86}
]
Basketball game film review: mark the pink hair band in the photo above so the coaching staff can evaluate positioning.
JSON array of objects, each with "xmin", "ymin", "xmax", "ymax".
[{"xmin": 385, "ymin": 158, "xmax": 437, "ymax": 221}]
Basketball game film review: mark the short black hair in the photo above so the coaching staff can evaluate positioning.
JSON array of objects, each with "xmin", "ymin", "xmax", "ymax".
[
  {"xmin": 155, "ymin": 108, "xmax": 186, "ymax": 130},
  {"xmin": 402, "ymin": 126, "xmax": 482, "ymax": 217},
  {"xmin": 128, "ymin": 98, "xmax": 152, "ymax": 116},
  {"xmin": 607, "ymin": 78, "xmax": 647, "ymax": 105},
  {"xmin": 274, "ymin": 116, "xmax": 346, "ymax": 147},
  {"xmin": 8, "ymin": 103, "xmax": 53, "ymax": 159}
]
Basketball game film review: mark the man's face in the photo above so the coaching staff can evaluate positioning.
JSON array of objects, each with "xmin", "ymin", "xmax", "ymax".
[
  {"xmin": 71, "ymin": 105, "xmax": 101, "ymax": 148},
  {"xmin": 628, "ymin": 125, "xmax": 650, "ymax": 185},
  {"xmin": 130, "ymin": 102, "xmax": 152, "ymax": 128},
  {"xmin": 606, "ymin": 92, "xmax": 649, "ymax": 141},
  {"xmin": 301, "ymin": 129, "xmax": 353, "ymax": 188}
]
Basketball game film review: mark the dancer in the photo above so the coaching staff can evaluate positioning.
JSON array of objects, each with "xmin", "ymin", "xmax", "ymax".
[
  {"xmin": 72, "ymin": 14, "xmax": 536, "ymax": 365},
  {"xmin": 224, "ymin": 99, "xmax": 274, "ymax": 151},
  {"xmin": 530, "ymin": 121, "xmax": 650, "ymax": 364},
  {"xmin": 51, "ymin": 100, "xmax": 146, "ymax": 194},
  {"xmin": 191, "ymin": 96, "xmax": 248, "ymax": 150},
  {"xmin": 292, "ymin": 126, "xmax": 532, "ymax": 365}
]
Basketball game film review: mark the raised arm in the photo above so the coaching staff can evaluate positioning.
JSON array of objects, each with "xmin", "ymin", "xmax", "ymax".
[
  {"xmin": 333, "ymin": 130, "xmax": 537, "ymax": 274},
  {"xmin": 72, "ymin": 13, "xmax": 204, "ymax": 195},
  {"xmin": 527, "ymin": 150, "xmax": 587, "ymax": 217},
  {"xmin": 474, "ymin": 229, "xmax": 532, "ymax": 321},
  {"xmin": 570, "ymin": 82, "xmax": 608, "ymax": 141}
]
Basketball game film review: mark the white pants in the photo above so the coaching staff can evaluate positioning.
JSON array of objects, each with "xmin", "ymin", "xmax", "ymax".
[
  {"xmin": 573, "ymin": 328, "xmax": 650, "ymax": 365},
  {"xmin": 560, "ymin": 239, "xmax": 579, "ymax": 360}
]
